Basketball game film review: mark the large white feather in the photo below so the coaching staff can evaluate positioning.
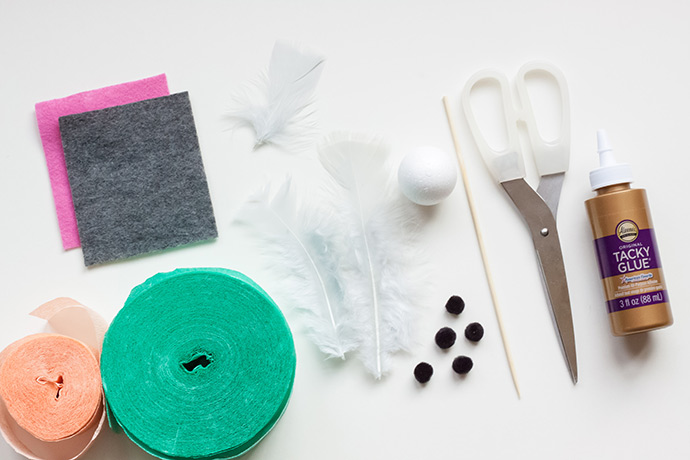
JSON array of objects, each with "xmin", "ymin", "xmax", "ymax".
[
  {"xmin": 228, "ymin": 41, "xmax": 325, "ymax": 150},
  {"xmin": 235, "ymin": 179, "xmax": 357, "ymax": 359},
  {"xmin": 318, "ymin": 134, "xmax": 424, "ymax": 378}
]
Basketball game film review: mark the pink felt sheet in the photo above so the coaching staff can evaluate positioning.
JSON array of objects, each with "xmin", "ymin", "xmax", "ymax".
[{"xmin": 35, "ymin": 74, "xmax": 170, "ymax": 250}]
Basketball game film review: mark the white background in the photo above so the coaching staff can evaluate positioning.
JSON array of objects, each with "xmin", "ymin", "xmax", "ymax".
[{"xmin": 1, "ymin": 1, "xmax": 689, "ymax": 459}]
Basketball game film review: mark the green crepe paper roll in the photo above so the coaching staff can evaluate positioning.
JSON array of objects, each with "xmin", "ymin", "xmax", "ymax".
[{"xmin": 100, "ymin": 268, "xmax": 296, "ymax": 460}]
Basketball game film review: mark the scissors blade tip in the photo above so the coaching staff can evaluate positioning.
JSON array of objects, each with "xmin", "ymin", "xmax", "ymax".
[{"xmin": 565, "ymin": 350, "xmax": 578, "ymax": 384}]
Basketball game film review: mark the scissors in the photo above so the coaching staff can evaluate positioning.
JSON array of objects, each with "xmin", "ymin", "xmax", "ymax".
[{"xmin": 461, "ymin": 61, "xmax": 577, "ymax": 383}]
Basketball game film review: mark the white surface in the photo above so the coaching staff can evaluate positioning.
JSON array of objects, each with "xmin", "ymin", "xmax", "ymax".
[{"xmin": 1, "ymin": 1, "xmax": 689, "ymax": 459}]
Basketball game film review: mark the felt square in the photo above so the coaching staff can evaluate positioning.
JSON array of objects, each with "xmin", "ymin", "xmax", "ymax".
[
  {"xmin": 59, "ymin": 92, "xmax": 217, "ymax": 266},
  {"xmin": 35, "ymin": 74, "xmax": 170, "ymax": 250}
]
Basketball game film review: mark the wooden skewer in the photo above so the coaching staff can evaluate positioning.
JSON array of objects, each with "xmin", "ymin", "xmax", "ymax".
[{"xmin": 442, "ymin": 96, "xmax": 521, "ymax": 399}]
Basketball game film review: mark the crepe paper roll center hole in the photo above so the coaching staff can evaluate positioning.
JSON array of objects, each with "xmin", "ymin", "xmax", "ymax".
[
  {"xmin": 37, "ymin": 375, "xmax": 65, "ymax": 399},
  {"xmin": 182, "ymin": 354, "xmax": 212, "ymax": 372}
]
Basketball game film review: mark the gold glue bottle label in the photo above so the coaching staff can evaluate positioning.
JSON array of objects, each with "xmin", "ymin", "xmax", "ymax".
[{"xmin": 593, "ymin": 218, "xmax": 668, "ymax": 313}]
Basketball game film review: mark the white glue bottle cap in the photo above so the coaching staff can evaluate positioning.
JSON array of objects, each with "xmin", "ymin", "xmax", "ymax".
[{"xmin": 589, "ymin": 129, "xmax": 634, "ymax": 190}]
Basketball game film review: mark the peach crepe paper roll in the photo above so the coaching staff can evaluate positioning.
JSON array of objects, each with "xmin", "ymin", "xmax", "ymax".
[{"xmin": 0, "ymin": 298, "xmax": 107, "ymax": 460}]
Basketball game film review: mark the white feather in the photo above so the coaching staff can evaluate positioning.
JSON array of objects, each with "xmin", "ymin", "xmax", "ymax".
[
  {"xmin": 318, "ymin": 134, "xmax": 424, "ymax": 378},
  {"xmin": 228, "ymin": 41, "xmax": 325, "ymax": 150},
  {"xmin": 235, "ymin": 179, "xmax": 357, "ymax": 359}
]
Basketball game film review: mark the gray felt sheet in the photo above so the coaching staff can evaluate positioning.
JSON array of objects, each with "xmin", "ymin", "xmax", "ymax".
[{"xmin": 59, "ymin": 92, "xmax": 217, "ymax": 266}]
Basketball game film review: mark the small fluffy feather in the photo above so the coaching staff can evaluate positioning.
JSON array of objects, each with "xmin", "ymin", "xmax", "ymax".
[
  {"xmin": 319, "ymin": 134, "xmax": 424, "ymax": 378},
  {"xmin": 228, "ymin": 41, "xmax": 325, "ymax": 150},
  {"xmin": 235, "ymin": 179, "xmax": 357, "ymax": 359}
]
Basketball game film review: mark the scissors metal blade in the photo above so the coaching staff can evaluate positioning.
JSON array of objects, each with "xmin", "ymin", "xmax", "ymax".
[
  {"xmin": 536, "ymin": 173, "xmax": 565, "ymax": 218},
  {"xmin": 501, "ymin": 178, "xmax": 578, "ymax": 383}
]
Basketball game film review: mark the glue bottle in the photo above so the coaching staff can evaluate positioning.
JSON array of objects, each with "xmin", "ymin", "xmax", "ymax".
[{"xmin": 585, "ymin": 129, "xmax": 673, "ymax": 336}]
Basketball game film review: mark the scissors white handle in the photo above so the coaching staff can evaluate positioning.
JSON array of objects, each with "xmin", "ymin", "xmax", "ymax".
[
  {"xmin": 461, "ymin": 61, "xmax": 570, "ymax": 182},
  {"xmin": 515, "ymin": 61, "xmax": 570, "ymax": 176},
  {"xmin": 461, "ymin": 69, "xmax": 525, "ymax": 183}
]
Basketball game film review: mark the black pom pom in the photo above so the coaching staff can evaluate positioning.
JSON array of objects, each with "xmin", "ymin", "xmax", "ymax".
[
  {"xmin": 435, "ymin": 327, "xmax": 457, "ymax": 349},
  {"xmin": 414, "ymin": 362, "xmax": 434, "ymax": 383},
  {"xmin": 445, "ymin": 295, "xmax": 465, "ymax": 315},
  {"xmin": 465, "ymin": 322, "xmax": 484, "ymax": 342},
  {"xmin": 452, "ymin": 355, "xmax": 473, "ymax": 374}
]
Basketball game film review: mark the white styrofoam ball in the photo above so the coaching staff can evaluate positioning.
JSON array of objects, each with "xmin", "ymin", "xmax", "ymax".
[{"xmin": 398, "ymin": 146, "xmax": 457, "ymax": 206}]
